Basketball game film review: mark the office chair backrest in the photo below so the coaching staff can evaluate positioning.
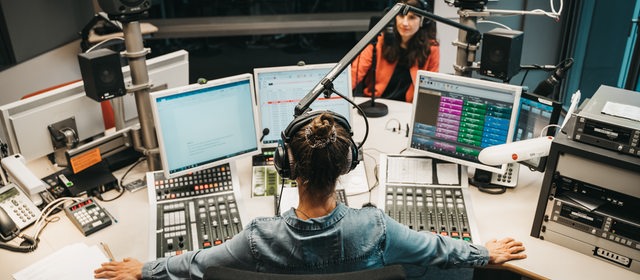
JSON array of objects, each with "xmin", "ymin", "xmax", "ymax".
[{"xmin": 204, "ymin": 265, "xmax": 406, "ymax": 280}]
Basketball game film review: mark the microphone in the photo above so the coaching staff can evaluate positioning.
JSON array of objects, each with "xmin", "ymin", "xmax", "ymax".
[
  {"xmin": 259, "ymin": 128, "xmax": 270, "ymax": 142},
  {"xmin": 478, "ymin": 136, "xmax": 554, "ymax": 166},
  {"xmin": 357, "ymin": 10, "xmax": 391, "ymax": 118},
  {"xmin": 533, "ymin": 58, "xmax": 574, "ymax": 99}
]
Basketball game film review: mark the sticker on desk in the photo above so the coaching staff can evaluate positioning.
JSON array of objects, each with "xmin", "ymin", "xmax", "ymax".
[{"xmin": 69, "ymin": 147, "xmax": 102, "ymax": 174}]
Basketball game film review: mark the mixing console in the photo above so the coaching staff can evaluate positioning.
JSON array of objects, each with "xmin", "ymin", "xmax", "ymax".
[
  {"xmin": 383, "ymin": 185, "xmax": 474, "ymax": 243},
  {"xmin": 149, "ymin": 164, "xmax": 243, "ymax": 258},
  {"xmin": 155, "ymin": 192, "xmax": 242, "ymax": 257}
]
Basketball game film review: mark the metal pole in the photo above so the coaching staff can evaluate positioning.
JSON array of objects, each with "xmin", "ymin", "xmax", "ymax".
[
  {"xmin": 121, "ymin": 21, "xmax": 159, "ymax": 171},
  {"xmin": 111, "ymin": 97, "xmax": 126, "ymax": 130},
  {"xmin": 454, "ymin": 10, "xmax": 479, "ymax": 77}
]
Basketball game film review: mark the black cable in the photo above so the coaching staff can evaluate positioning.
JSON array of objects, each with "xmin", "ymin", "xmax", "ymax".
[
  {"xmin": 330, "ymin": 87, "xmax": 369, "ymax": 151},
  {"xmin": 468, "ymin": 177, "xmax": 507, "ymax": 195},
  {"xmin": 519, "ymin": 68, "xmax": 531, "ymax": 87},
  {"xmin": 275, "ymin": 177, "xmax": 285, "ymax": 216},
  {"xmin": 97, "ymin": 157, "xmax": 145, "ymax": 202},
  {"xmin": 119, "ymin": 157, "xmax": 146, "ymax": 190}
]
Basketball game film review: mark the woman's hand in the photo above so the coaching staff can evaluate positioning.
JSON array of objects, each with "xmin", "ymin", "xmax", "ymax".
[
  {"xmin": 485, "ymin": 237, "xmax": 527, "ymax": 264},
  {"xmin": 94, "ymin": 257, "xmax": 143, "ymax": 280}
]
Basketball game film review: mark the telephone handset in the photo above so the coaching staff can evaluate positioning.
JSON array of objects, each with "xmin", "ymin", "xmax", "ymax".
[{"xmin": 0, "ymin": 206, "xmax": 18, "ymax": 241}]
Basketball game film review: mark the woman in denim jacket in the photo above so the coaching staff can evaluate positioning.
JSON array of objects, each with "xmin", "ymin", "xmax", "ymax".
[{"xmin": 95, "ymin": 113, "xmax": 526, "ymax": 279}]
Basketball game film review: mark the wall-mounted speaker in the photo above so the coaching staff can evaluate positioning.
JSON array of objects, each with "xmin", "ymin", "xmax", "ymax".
[
  {"xmin": 97, "ymin": 0, "xmax": 151, "ymax": 16},
  {"xmin": 480, "ymin": 28, "xmax": 524, "ymax": 81},
  {"xmin": 78, "ymin": 49, "xmax": 126, "ymax": 102}
]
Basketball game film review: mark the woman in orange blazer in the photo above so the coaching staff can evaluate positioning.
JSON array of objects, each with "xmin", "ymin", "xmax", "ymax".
[{"xmin": 352, "ymin": 0, "xmax": 439, "ymax": 103}]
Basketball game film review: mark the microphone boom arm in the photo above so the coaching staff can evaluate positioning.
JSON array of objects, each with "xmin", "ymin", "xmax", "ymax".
[{"xmin": 294, "ymin": 3, "xmax": 481, "ymax": 116}]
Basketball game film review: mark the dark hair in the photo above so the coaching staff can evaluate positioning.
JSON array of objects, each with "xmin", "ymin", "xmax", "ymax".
[
  {"xmin": 382, "ymin": 0, "xmax": 438, "ymax": 67},
  {"xmin": 288, "ymin": 113, "xmax": 352, "ymax": 199}
]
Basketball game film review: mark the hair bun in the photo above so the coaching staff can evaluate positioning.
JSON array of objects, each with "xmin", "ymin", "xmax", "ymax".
[{"xmin": 305, "ymin": 114, "xmax": 337, "ymax": 149}]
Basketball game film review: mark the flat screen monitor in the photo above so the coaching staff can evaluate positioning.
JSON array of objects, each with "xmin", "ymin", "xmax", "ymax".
[
  {"xmin": 253, "ymin": 63, "xmax": 352, "ymax": 148},
  {"xmin": 150, "ymin": 73, "xmax": 261, "ymax": 179},
  {"xmin": 513, "ymin": 92, "xmax": 561, "ymax": 172},
  {"xmin": 0, "ymin": 50, "xmax": 189, "ymax": 163},
  {"xmin": 407, "ymin": 71, "xmax": 522, "ymax": 174},
  {"xmin": 0, "ymin": 82, "xmax": 104, "ymax": 162}
]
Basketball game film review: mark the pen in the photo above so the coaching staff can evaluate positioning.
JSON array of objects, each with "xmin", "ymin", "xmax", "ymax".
[{"xmin": 101, "ymin": 242, "xmax": 115, "ymax": 261}]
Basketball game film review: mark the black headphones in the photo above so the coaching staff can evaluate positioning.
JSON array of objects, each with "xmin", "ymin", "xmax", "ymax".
[
  {"xmin": 274, "ymin": 110, "xmax": 359, "ymax": 180},
  {"xmin": 384, "ymin": 0, "xmax": 431, "ymax": 45}
]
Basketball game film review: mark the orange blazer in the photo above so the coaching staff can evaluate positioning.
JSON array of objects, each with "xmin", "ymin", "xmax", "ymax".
[{"xmin": 351, "ymin": 35, "xmax": 440, "ymax": 103}]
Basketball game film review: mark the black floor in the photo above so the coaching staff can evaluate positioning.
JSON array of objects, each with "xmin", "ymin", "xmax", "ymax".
[{"xmin": 146, "ymin": 33, "xmax": 359, "ymax": 83}]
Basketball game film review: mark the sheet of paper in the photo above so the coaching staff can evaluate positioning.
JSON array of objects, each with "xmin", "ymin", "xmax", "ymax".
[
  {"xmin": 387, "ymin": 157, "xmax": 433, "ymax": 184},
  {"xmin": 337, "ymin": 163, "xmax": 368, "ymax": 195},
  {"xmin": 436, "ymin": 163, "xmax": 460, "ymax": 185},
  {"xmin": 13, "ymin": 242, "xmax": 108, "ymax": 280},
  {"xmin": 601, "ymin": 101, "xmax": 640, "ymax": 122}
]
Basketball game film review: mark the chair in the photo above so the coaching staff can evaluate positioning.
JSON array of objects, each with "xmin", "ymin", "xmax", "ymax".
[{"xmin": 203, "ymin": 265, "xmax": 406, "ymax": 280}]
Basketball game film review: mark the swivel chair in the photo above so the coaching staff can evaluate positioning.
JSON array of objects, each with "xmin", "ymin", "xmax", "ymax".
[{"xmin": 203, "ymin": 265, "xmax": 406, "ymax": 280}]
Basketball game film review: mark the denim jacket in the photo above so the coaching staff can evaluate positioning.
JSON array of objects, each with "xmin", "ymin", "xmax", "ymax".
[{"xmin": 143, "ymin": 203, "xmax": 488, "ymax": 279}]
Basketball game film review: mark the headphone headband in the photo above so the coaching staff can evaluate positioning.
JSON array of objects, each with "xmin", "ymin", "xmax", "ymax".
[{"xmin": 274, "ymin": 110, "xmax": 358, "ymax": 180}]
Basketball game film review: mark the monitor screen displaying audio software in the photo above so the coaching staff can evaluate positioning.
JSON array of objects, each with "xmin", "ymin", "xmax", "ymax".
[{"xmin": 408, "ymin": 71, "xmax": 522, "ymax": 174}]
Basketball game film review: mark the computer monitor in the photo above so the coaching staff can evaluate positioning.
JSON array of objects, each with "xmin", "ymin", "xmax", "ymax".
[
  {"xmin": 150, "ymin": 73, "xmax": 261, "ymax": 179},
  {"xmin": 0, "ymin": 82, "xmax": 104, "ymax": 162},
  {"xmin": 253, "ymin": 63, "xmax": 352, "ymax": 148},
  {"xmin": 0, "ymin": 50, "xmax": 189, "ymax": 163},
  {"xmin": 513, "ymin": 91, "xmax": 561, "ymax": 172},
  {"xmin": 407, "ymin": 71, "xmax": 522, "ymax": 174}
]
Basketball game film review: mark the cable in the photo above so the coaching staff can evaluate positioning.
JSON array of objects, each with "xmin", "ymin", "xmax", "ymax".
[
  {"xmin": 519, "ymin": 68, "xmax": 531, "ymax": 87},
  {"xmin": 30, "ymin": 197, "xmax": 83, "ymax": 240},
  {"xmin": 477, "ymin": 20, "xmax": 512, "ymax": 30},
  {"xmin": 0, "ymin": 197, "xmax": 84, "ymax": 253},
  {"xmin": 329, "ymin": 88, "xmax": 369, "ymax": 151},
  {"xmin": 539, "ymin": 124, "xmax": 563, "ymax": 137},
  {"xmin": 85, "ymin": 37, "xmax": 125, "ymax": 53}
]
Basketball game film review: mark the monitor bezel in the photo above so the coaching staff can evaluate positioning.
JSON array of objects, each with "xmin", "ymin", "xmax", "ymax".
[
  {"xmin": 150, "ymin": 73, "xmax": 261, "ymax": 179},
  {"xmin": 253, "ymin": 63, "xmax": 353, "ymax": 149},
  {"xmin": 515, "ymin": 91, "xmax": 562, "ymax": 172},
  {"xmin": 406, "ymin": 70, "xmax": 522, "ymax": 174}
]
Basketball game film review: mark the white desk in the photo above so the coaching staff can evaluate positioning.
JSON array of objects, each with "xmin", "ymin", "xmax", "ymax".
[{"xmin": 1, "ymin": 98, "xmax": 637, "ymax": 280}]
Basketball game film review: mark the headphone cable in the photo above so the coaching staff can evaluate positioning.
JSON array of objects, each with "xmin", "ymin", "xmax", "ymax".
[{"xmin": 329, "ymin": 88, "xmax": 369, "ymax": 150}]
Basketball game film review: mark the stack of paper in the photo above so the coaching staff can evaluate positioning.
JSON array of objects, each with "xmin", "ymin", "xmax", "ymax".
[{"xmin": 13, "ymin": 242, "xmax": 109, "ymax": 280}]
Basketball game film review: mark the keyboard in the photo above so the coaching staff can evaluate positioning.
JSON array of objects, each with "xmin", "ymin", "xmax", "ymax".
[{"xmin": 151, "ymin": 164, "xmax": 234, "ymax": 202}]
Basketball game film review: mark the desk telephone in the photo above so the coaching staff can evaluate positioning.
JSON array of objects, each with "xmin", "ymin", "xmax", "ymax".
[{"xmin": 0, "ymin": 183, "xmax": 40, "ymax": 241}]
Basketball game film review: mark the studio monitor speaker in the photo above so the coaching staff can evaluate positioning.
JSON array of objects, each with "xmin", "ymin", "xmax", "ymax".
[
  {"xmin": 480, "ymin": 28, "xmax": 523, "ymax": 81},
  {"xmin": 78, "ymin": 49, "xmax": 126, "ymax": 102},
  {"xmin": 97, "ymin": 0, "xmax": 151, "ymax": 16}
]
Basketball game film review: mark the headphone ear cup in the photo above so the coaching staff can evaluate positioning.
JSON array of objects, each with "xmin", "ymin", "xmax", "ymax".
[
  {"xmin": 341, "ymin": 138, "xmax": 359, "ymax": 175},
  {"xmin": 274, "ymin": 144, "xmax": 290, "ymax": 179}
]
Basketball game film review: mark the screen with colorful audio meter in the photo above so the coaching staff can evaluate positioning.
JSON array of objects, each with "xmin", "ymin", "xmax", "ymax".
[{"xmin": 407, "ymin": 71, "xmax": 522, "ymax": 174}]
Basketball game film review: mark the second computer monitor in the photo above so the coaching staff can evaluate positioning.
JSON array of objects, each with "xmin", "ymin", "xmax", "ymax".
[
  {"xmin": 407, "ymin": 71, "xmax": 522, "ymax": 174},
  {"xmin": 149, "ymin": 73, "xmax": 261, "ymax": 179},
  {"xmin": 513, "ymin": 92, "xmax": 561, "ymax": 171},
  {"xmin": 254, "ymin": 63, "xmax": 353, "ymax": 148}
]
